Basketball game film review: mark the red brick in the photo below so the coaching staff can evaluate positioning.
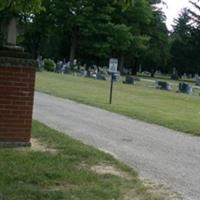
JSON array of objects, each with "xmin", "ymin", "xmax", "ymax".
[{"xmin": 0, "ymin": 65, "xmax": 35, "ymax": 144}]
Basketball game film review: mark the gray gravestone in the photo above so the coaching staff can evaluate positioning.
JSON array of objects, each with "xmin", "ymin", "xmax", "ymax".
[
  {"xmin": 96, "ymin": 72, "xmax": 106, "ymax": 80},
  {"xmin": 195, "ymin": 75, "xmax": 200, "ymax": 86},
  {"xmin": 156, "ymin": 81, "xmax": 171, "ymax": 91},
  {"xmin": 123, "ymin": 76, "xmax": 134, "ymax": 85},
  {"xmin": 179, "ymin": 82, "xmax": 193, "ymax": 95}
]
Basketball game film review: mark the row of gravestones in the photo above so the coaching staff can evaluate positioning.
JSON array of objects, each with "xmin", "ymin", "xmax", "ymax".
[
  {"xmin": 53, "ymin": 60, "xmax": 200, "ymax": 89},
  {"xmin": 54, "ymin": 62, "xmax": 200, "ymax": 95},
  {"xmin": 123, "ymin": 76, "xmax": 197, "ymax": 95},
  {"xmin": 55, "ymin": 63, "xmax": 110, "ymax": 81},
  {"xmin": 156, "ymin": 81, "xmax": 193, "ymax": 95}
]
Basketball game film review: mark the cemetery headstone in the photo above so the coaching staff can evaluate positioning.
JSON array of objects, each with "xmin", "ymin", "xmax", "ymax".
[
  {"xmin": 96, "ymin": 72, "xmax": 106, "ymax": 80},
  {"xmin": 171, "ymin": 67, "xmax": 179, "ymax": 80},
  {"xmin": 36, "ymin": 55, "xmax": 43, "ymax": 71},
  {"xmin": 195, "ymin": 75, "xmax": 200, "ymax": 86},
  {"xmin": 179, "ymin": 82, "xmax": 193, "ymax": 95},
  {"xmin": 156, "ymin": 81, "xmax": 172, "ymax": 91},
  {"xmin": 123, "ymin": 76, "xmax": 134, "ymax": 85},
  {"xmin": 133, "ymin": 76, "xmax": 140, "ymax": 81},
  {"xmin": 56, "ymin": 61, "xmax": 62, "ymax": 73},
  {"xmin": 79, "ymin": 68, "xmax": 86, "ymax": 76}
]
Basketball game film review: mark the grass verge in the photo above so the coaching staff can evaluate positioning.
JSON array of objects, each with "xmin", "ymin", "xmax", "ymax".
[
  {"xmin": 0, "ymin": 121, "xmax": 170, "ymax": 200},
  {"xmin": 36, "ymin": 72, "xmax": 200, "ymax": 136}
]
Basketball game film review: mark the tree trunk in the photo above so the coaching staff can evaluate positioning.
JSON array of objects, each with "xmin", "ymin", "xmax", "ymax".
[
  {"xmin": 131, "ymin": 57, "xmax": 138, "ymax": 76},
  {"xmin": 69, "ymin": 30, "xmax": 78, "ymax": 68},
  {"xmin": 151, "ymin": 69, "xmax": 156, "ymax": 78},
  {"xmin": 119, "ymin": 54, "xmax": 124, "ymax": 75},
  {"xmin": 28, "ymin": 33, "xmax": 41, "ymax": 59},
  {"xmin": 131, "ymin": 67, "xmax": 137, "ymax": 75}
]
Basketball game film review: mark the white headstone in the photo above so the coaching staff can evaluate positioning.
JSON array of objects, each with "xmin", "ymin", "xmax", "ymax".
[{"xmin": 195, "ymin": 75, "xmax": 200, "ymax": 86}]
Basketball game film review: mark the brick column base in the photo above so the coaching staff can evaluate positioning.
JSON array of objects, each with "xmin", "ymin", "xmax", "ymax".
[{"xmin": 0, "ymin": 47, "xmax": 36, "ymax": 146}]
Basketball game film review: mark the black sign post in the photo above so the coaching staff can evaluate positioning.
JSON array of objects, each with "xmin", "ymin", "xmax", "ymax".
[{"xmin": 109, "ymin": 73, "xmax": 114, "ymax": 104}]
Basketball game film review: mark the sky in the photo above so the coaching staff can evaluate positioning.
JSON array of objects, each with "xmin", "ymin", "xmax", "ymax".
[{"xmin": 160, "ymin": 0, "xmax": 192, "ymax": 30}]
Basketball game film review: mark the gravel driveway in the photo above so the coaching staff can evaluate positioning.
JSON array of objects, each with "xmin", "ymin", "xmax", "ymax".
[{"xmin": 33, "ymin": 92, "xmax": 200, "ymax": 200}]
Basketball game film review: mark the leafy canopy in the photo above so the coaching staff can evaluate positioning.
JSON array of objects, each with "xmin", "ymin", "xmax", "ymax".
[{"xmin": 0, "ymin": 0, "xmax": 43, "ymax": 14}]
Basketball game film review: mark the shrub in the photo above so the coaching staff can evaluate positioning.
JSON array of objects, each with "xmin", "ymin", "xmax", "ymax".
[{"xmin": 43, "ymin": 58, "xmax": 56, "ymax": 72}]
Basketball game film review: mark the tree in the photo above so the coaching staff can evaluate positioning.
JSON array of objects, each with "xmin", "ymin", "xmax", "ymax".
[
  {"xmin": 121, "ymin": 0, "xmax": 170, "ymax": 76},
  {"xmin": 42, "ymin": 0, "xmax": 116, "ymax": 66},
  {"xmin": 19, "ymin": 3, "xmax": 52, "ymax": 57},
  {"xmin": 188, "ymin": 0, "xmax": 200, "ymax": 26},
  {"xmin": 170, "ymin": 7, "xmax": 199, "ymax": 76},
  {"xmin": 0, "ymin": 0, "xmax": 43, "ymax": 46},
  {"xmin": 18, "ymin": 0, "xmax": 169, "ymax": 72},
  {"xmin": 140, "ymin": 2, "xmax": 170, "ymax": 76},
  {"xmin": 188, "ymin": 0, "xmax": 200, "ymax": 74},
  {"xmin": 0, "ymin": 0, "xmax": 42, "ymax": 13},
  {"xmin": 116, "ymin": 0, "xmax": 135, "ymax": 9},
  {"xmin": 107, "ymin": 23, "xmax": 133, "ymax": 72},
  {"xmin": 110, "ymin": 0, "xmax": 153, "ymax": 74}
]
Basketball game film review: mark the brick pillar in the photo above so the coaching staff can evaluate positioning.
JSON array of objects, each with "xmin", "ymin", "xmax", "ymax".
[{"xmin": 0, "ymin": 47, "xmax": 36, "ymax": 146}]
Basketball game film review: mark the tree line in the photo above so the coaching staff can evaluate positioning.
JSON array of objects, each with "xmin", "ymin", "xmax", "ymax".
[
  {"xmin": 170, "ymin": 1, "xmax": 200, "ymax": 77},
  {"xmin": 0, "ymin": 0, "xmax": 200, "ymax": 76}
]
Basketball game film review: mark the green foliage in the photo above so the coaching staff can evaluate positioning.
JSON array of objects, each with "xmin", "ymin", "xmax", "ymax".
[
  {"xmin": 0, "ymin": 0, "xmax": 43, "ymax": 14},
  {"xmin": 0, "ymin": 0, "xmax": 43, "ymax": 47},
  {"xmin": 18, "ymin": 0, "xmax": 171, "ymax": 74},
  {"xmin": 108, "ymin": 23, "xmax": 133, "ymax": 51},
  {"xmin": 115, "ymin": 0, "xmax": 135, "ymax": 10},
  {"xmin": 170, "ymin": 4, "xmax": 200, "ymax": 75},
  {"xmin": 141, "ymin": 7, "xmax": 169, "ymax": 73},
  {"xmin": 43, "ymin": 58, "xmax": 56, "ymax": 72}
]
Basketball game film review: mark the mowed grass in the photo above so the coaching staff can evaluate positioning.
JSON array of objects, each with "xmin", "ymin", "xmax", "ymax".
[
  {"xmin": 0, "ymin": 121, "xmax": 166, "ymax": 200},
  {"xmin": 36, "ymin": 72, "xmax": 200, "ymax": 136}
]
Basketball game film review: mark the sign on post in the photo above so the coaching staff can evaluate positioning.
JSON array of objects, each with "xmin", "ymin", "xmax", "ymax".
[
  {"xmin": 109, "ymin": 58, "xmax": 118, "ymax": 73},
  {"xmin": 109, "ymin": 58, "xmax": 118, "ymax": 104}
]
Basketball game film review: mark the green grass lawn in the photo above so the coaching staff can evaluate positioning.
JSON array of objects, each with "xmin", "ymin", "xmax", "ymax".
[
  {"xmin": 0, "ymin": 121, "xmax": 169, "ymax": 200},
  {"xmin": 36, "ymin": 72, "xmax": 200, "ymax": 136}
]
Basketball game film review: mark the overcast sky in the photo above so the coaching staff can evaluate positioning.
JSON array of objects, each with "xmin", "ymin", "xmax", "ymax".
[{"xmin": 160, "ymin": 0, "xmax": 192, "ymax": 30}]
